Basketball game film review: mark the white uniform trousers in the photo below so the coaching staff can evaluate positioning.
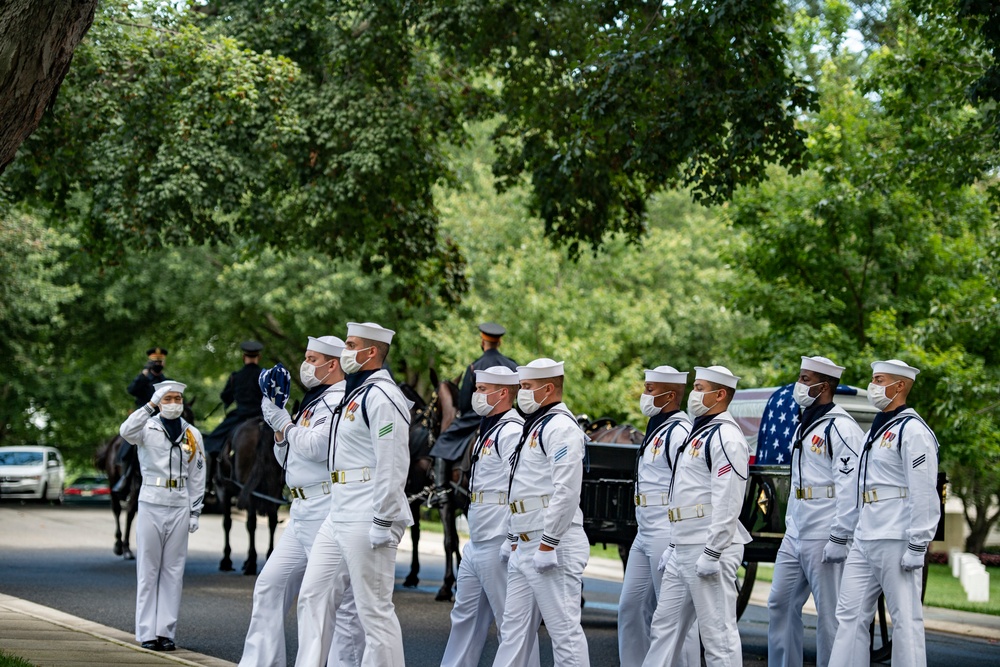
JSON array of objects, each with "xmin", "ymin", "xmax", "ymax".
[
  {"xmin": 767, "ymin": 536, "xmax": 842, "ymax": 667},
  {"xmin": 238, "ymin": 516, "xmax": 365, "ymax": 667},
  {"xmin": 135, "ymin": 501, "xmax": 189, "ymax": 642},
  {"xmin": 296, "ymin": 519, "xmax": 406, "ymax": 667},
  {"xmin": 619, "ymin": 535, "xmax": 701, "ymax": 667},
  {"xmin": 441, "ymin": 536, "xmax": 540, "ymax": 667},
  {"xmin": 492, "ymin": 526, "xmax": 590, "ymax": 667},
  {"xmin": 642, "ymin": 543, "xmax": 744, "ymax": 667},
  {"xmin": 829, "ymin": 539, "xmax": 927, "ymax": 667}
]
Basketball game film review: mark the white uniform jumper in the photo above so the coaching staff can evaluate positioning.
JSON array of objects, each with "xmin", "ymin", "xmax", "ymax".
[
  {"xmin": 238, "ymin": 381, "xmax": 365, "ymax": 667},
  {"xmin": 120, "ymin": 405, "xmax": 206, "ymax": 644},
  {"xmin": 768, "ymin": 404, "xmax": 863, "ymax": 667},
  {"xmin": 493, "ymin": 402, "xmax": 591, "ymax": 667},
  {"xmin": 441, "ymin": 409, "xmax": 541, "ymax": 667},
  {"xmin": 620, "ymin": 410, "xmax": 700, "ymax": 667},
  {"xmin": 829, "ymin": 407, "xmax": 940, "ymax": 667},
  {"xmin": 296, "ymin": 370, "xmax": 413, "ymax": 667},
  {"xmin": 642, "ymin": 412, "xmax": 751, "ymax": 667}
]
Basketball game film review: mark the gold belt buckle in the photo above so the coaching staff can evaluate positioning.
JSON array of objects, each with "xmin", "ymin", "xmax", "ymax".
[
  {"xmin": 331, "ymin": 470, "xmax": 346, "ymax": 484},
  {"xmin": 635, "ymin": 494, "xmax": 646, "ymax": 507},
  {"xmin": 290, "ymin": 487, "xmax": 301, "ymax": 500},
  {"xmin": 667, "ymin": 508, "xmax": 677, "ymax": 522},
  {"xmin": 509, "ymin": 500, "xmax": 524, "ymax": 514},
  {"xmin": 519, "ymin": 532, "xmax": 532, "ymax": 542},
  {"xmin": 166, "ymin": 479, "xmax": 178, "ymax": 489}
]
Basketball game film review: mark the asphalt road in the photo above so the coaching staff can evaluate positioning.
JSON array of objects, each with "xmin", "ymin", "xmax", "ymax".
[{"xmin": 1, "ymin": 503, "xmax": 998, "ymax": 666}]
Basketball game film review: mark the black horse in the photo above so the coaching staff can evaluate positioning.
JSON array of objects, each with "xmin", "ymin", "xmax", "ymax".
[{"xmin": 214, "ymin": 418, "xmax": 284, "ymax": 575}]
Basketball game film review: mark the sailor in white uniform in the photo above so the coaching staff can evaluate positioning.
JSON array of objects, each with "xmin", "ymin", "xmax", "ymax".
[
  {"xmin": 441, "ymin": 366, "xmax": 540, "ymax": 667},
  {"xmin": 768, "ymin": 356, "xmax": 863, "ymax": 667},
  {"xmin": 295, "ymin": 322, "xmax": 413, "ymax": 667},
  {"xmin": 829, "ymin": 359, "xmax": 940, "ymax": 667},
  {"xmin": 619, "ymin": 366, "xmax": 700, "ymax": 667},
  {"xmin": 642, "ymin": 365, "xmax": 751, "ymax": 667},
  {"xmin": 239, "ymin": 335, "xmax": 365, "ymax": 667},
  {"xmin": 119, "ymin": 380, "xmax": 205, "ymax": 652},
  {"xmin": 492, "ymin": 358, "xmax": 591, "ymax": 667}
]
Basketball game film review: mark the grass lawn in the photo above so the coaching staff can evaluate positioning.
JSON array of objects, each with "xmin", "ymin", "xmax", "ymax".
[
  {"xmin": 0, "ymin": 649, "xmax": 35, "ymax": 667},
  {"xmin": 750, "ymin": 562, "xmax": 1000, "ymax": 616}
]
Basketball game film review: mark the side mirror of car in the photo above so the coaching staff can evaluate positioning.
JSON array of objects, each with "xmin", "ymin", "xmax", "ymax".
[{"xmin": 47, "ymin": 460, "xmax": 59, "ymax": 468}]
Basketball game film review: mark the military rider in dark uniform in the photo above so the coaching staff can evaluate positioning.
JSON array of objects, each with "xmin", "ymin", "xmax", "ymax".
[
  {"xmin": 430, "ymin": 323, "xmax": 518, "ymax": 464},
  {"xmin": 116, "ymin": 347, "xmax": 170, "ymax": 492},
  {"xmin": 203, "ymin": 340, "xmax": 265, "ymax": 455}
]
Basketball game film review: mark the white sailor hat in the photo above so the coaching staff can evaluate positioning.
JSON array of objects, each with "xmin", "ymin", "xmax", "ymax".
[
  {"xmin": 871, "ymin": 359, "xmax": 920, "ymax": 380},
  {"xmin": 475, "ymin": 366, "xmax": 520, "ymax": 385},
  {"xmin": 693, "ymin": 365, "xmax": 740, "ymax": 389},
  {"xmin": 644, "ymin": 365, "xmax": 689, "ymax": 384},
  {"xmin": 517, "ymin": 358, "xmax": 565, "ymax": 380},
  {"xmin": 800, "ymin": 355, "xmax": 845, "ymax": 379},
  {"xmin": 307, "ymin": 336, "xmax": 345, "ymax": 358},
  {"xmin": 153, "ymin": 380, "xmax": 187, "ymax": 394},
  {"xmin": 346, "ymin": 322, "xmax": 395, "ymax": 344}
]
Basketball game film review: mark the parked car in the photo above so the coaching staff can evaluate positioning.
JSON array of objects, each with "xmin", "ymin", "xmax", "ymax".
[
  {"xmin": 0, "ymin": 446, "xmax": 66, "ymax": 502},
  {"xmin": 63, "ymin": 474, "xmax": 112, "ymax": 505}
]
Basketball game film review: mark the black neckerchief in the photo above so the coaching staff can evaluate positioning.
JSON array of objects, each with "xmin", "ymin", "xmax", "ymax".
[
  {"xmin": 469, "ymin": 413, "xmax": 506, "ymax": 492},
  {"xmin": 642, "ymin": 411, "xmax": 675, "ymax": 446},
  {"xmin": 690, "ymin": 413, "xmax": 717, "ymax": 436},
  {"xmin": 507, "ymin": 402, "xmax": 561, "ymax": 496},
  {"xmin": 299, "ymin": 384, "xmax": 329, "ymax": 414},
  {"xmin": 478, "ymin": 413, "xmax": 504, "ymax": 443},
  {"xmin": 799, "ymin": 401, "xmax": 836, "ymax": 436},
  {"xmin": 160, "ymin": 416, "xmax": 183, "ymax": 443},
  {"xmin": 868, "ymin": 404, "xmax": 909, "ymax": 444},
  {"xmin": 343, "ymin": 369, "xmax": 378, "ymax": 404}
]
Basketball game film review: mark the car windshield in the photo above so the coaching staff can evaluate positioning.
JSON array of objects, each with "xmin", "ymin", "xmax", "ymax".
[{"xmin": 0, "ymin": 451, "xmax": 44, "ymax": 466}]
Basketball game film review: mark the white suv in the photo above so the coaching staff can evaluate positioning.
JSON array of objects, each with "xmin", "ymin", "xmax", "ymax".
[{"xmin": 0, "ymin": 446, "xmax": 66, "ymax": 502}]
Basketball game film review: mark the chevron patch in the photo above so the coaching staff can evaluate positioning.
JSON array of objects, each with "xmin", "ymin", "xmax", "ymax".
[
  {"xmin": 553, "ymin": 446, "xmax": 568, "ymax": 462},
  {"xmin": 913, "ymin": 454, "xmax": 926, "ymax": 468},
  {"xmin": 718, "ymin": 463, "xmax": 732, "ymax": 477},
  {"xmin": 378, "ymin": 422, "xmax": 394, "ymax": 438}
]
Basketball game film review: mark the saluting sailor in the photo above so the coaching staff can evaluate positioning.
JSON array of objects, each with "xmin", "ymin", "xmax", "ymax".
[
  {"xmin": 296, "ymin": 322, "xmax": 413, "ymax": 667},
  {"xmin": 492, "ymin": 358, "xmax": 591, "ymax": 667},
  {"xmin": 768, "ymin": 356, "xmax": 863, "ymax": 667},
  {"xmin": 642, "ymin": 365, "xmax": 750, "ymax": 667},
  {"xmin": 238, "ymin": 336, "xmax": 364, "ymax": 667},
  {"xmin": 829, "ymin": 359, "xmax": 940, "ymax": 667},
  {"xmin": 119, "ymin": 380, "xmax": 205, "ymax": 653},
  {"xmin": 441, "ymin": 366, "xmax": 540, "ymax": 667},
  {"xmin": 620, "ymin": 366, "xmax": 700, "ymax": 667}
]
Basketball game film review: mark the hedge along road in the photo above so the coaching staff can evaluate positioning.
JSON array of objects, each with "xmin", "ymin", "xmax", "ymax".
[{"xmin": 2, "ymin": 505, "xmax": 999, "ymax": 666}]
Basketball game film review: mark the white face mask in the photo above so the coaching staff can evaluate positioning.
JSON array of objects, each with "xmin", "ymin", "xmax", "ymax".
[
  {"xmin": 792, "ymin": 381, "xmax": 822, "ymax": 408},
  {"xmin": 517, "ymin": 385, "xmax": 549, "ymax": 415},
  {"xmin": 867, "ymin": 382, "xmax": 895, "ymax": 410},
  {"xmin": 159, "ymin": 402, "xmax": 184, "ymax": 420},
  {"xmin": 687, "ymin": 390, "xmax": 711, "ymax": 417},
  {"xmin": 640, "ymin": 392, "xmax": 670, "ymax": 417},
  {"xmin": 340, "ymin": 348, "xmax": 370, "ymax": 375},
  {"xmin": 300, "ymin": 360, "xmax": 330, "ymax": 388},
  {"xmin": 472, "ymin": 389, "xmax": 503, "ymax": 417}
]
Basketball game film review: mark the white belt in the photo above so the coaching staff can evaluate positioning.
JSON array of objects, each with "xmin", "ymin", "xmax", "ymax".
[
  {"xmin": 289, "ymin": 480, "xmax": 332, "ymax": 499},
  {"xmin": 509, "ymin": 495, "xmax": 549, "ymax": 514},
  {"xmin": 863, "ymin": 486, "xmax": 908, "ymax": 504},
  {"xmin": 330, "ymin": 468, "xmax": 371, "ymax": 484},
  {"xmin": 795, "ymin": 485, "xmax": 835, "ymax": 500},
  {"xmin": 635, "ymin": 492, "xmax": 670, "ymax": 507},
  {"xmin": 145, "ymin": 477, "xmax": 184, "ymax": 489},
  {"xmin": 470, "ymin": 491, "xmax": 508, "ymax": 505},
  {"xmin": 667, "ymin": 503, "xmax": 712, "ymax": 523},
  {"xmin": 514, "ymin": 529, "xmax": 543, "ymax": 542}
]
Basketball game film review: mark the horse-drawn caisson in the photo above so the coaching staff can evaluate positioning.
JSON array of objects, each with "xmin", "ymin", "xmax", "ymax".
[{"xmin": 581, "ymin": 382, "xmax": 944, "ymax": 662}]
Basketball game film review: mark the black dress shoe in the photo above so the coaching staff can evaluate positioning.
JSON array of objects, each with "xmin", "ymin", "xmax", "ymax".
[
  {"xmin": 140, "ymin": 640, "xmax": 160, "ymax": 651},
  {"xmin": 157, "ymin": 637, "xmax": 176, "ymax": 651}
]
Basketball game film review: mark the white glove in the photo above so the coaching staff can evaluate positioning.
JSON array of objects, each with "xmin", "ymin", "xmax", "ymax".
[
  {"xmin": 695, "ymin": 552, "xmax": 720, "ymax": 577},
  {"xmin": 499, "ymin": 539, "xmax": 513, "ymax": 563},
  {"xmin": 188, "ymin": 516, "xmax": 199, "ymax": 534},
  {"xmin": 150, "ymin": 385, "xmax": 171, "ymax": 406},
  {"xmin": 901, "ymin": 547, "xmax": 925, "ymax": 571},
  {"xmin": 370, "ymin": 525, "xmax": 394, "ymax": 549},
  {"xmin": 822, "ymin": 538, "xmax": 850, "ymax": 564},
  {"xmin": 657, "ymin": 544, "xmax": 675, "ymax": 573},
  {"xmin": 261, "ymin": 398, "xmax": 292, "ymax": 434},
  {"xmin": 532, "ymin": 547, "xmax": 559, "ymax": 573}
]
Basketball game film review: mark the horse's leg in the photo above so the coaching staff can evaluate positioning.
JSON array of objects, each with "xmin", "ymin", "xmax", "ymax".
[
  {"xmin": 122, "ymin": 500, "xmax": 137, "ymax": 561},
  {"xmin": 220, "ymin": 491, "xmax": 234, "ymax": 571},
  {"xmin": 436, "ymin": 500, "xmax": 460, "ymax": 601},
  {"xmin": 403, "ymin": 498, "xmax": 421, "ymax": 588},
  {"xmin": 266, "ymin": 507, "xmax": 277, "ymax": 560},
  {"xmin": 112, "ymin": 494, "xmax": 124, "ymax": 556},
  {"xmin": 243, "ymin": 506, "xmax": 258, "ymax": 575}
]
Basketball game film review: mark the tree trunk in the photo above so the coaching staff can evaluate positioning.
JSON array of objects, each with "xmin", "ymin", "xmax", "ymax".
[
  {"xmin": 0, "ymin": 0, "xmax": 97, "ymax": 174},
  {"xmin": 964, "ymin": 496, "xmax": 1000, "ymax": 555}
]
